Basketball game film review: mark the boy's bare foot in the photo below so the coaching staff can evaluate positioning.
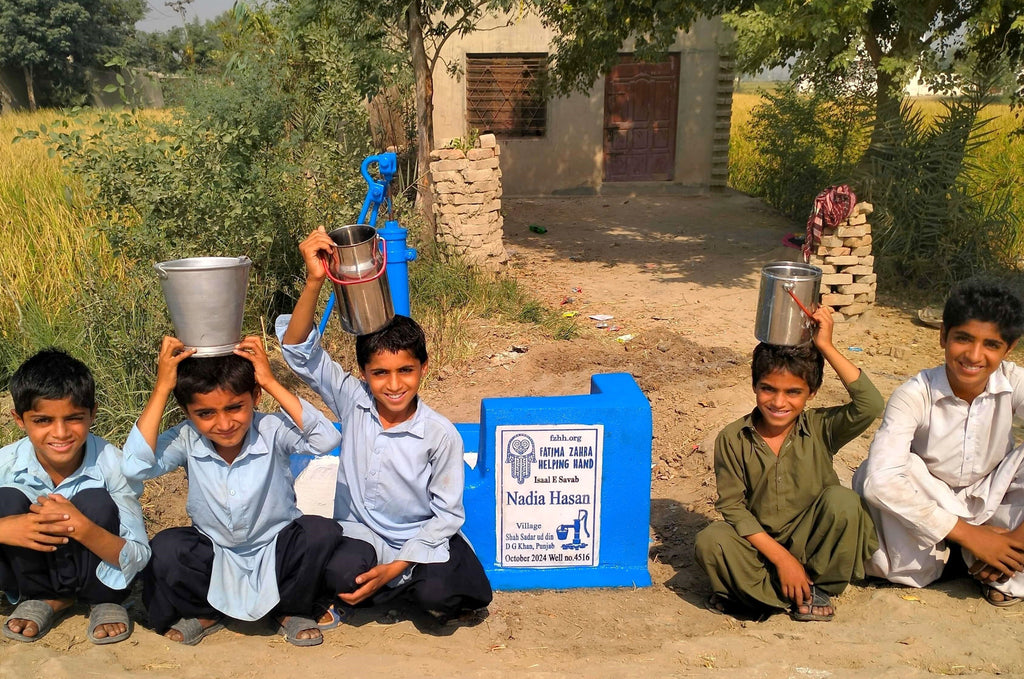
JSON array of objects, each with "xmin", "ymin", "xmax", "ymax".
[
  {"xmin": 5, "ymin": 598, "xmax": 73, "ymax": 638},
  {"xmin": 277, "ymin": 615, "xmax": 323, "ymax": 646},
  {"xmin": 165, "ymin": 617, "xmax": 221, "ymax": 643},
  {"xmin": 790, "ymin": 586, "xmax": 835, "ymax": 622},
  {"xmin": 278, "ymin": 615, "xmax": 321, "ymax": 641},
  {"xmin": 983, "ymin": 586, "xmax": 1022, "ymax": 607},
  {"xmin": 793, "ymin": 601, "xmax": 835, "ymax": 618}
]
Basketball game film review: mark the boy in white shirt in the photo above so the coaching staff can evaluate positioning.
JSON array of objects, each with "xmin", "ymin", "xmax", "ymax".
[{"xmin": 855, "ymin": 280, "xmax": 1024, "ymax": 605}]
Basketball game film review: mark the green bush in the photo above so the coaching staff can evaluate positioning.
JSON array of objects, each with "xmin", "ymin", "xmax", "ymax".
[
  {"xmin": 730, "ymin": 81, "xmax": 872, "ymax": 221},
  {"xmin": 861, "ymin": 89, "xmax": 1024, "ymax": 287}
]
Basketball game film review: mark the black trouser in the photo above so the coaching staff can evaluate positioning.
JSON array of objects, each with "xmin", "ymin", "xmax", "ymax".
[
  {"xmin": 324, "ymin": 534, "xmax": 493, "ymax": 616},
  {"xmin": 0, "ymin": 487, "xmax": 129, "ymax": 605},
  {"xmin": 142, "ymin": 514, "xmax": 346, "ymax": 633}
]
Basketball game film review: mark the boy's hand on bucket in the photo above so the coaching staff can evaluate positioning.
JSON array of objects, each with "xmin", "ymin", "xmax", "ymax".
[
  {"xmin": 234, "ymin": 336, "xmax": 275, "ymax": 388},
  {"xmin": 155, "ymin": 336, "xmax": 195, "ymax": 392},
  {"xmin": 811, "ymin": 306, "xmax": 835, "ymax": 352},
  {"xmin": 300, "ymin": 226, "xmax": 336, "ymax": 285}
]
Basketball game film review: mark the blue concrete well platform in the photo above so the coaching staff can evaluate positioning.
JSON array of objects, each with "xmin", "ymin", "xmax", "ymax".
[
  {"xmin": 457, "ymin": 372, "xmax": 652, "ymax": 590},
  {"xmin": 291, "ymin": 372, "xmax": 653, "ymax": 590}
]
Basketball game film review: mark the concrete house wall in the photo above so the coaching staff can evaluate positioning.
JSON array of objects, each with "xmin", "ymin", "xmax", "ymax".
[{"xmin": 432, "ymin": 12, "xmax": 733, "ymax": 196}]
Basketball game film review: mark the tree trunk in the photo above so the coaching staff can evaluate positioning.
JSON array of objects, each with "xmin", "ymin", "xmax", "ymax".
[
  {"xmin": 407, "ymin": 0, "xmax": 436, "ymax": 238},
  {"xmin": 867, "ymin": 68, "xmax": 900, "ymax": 154},
  {"xmin": 24, "ymin": 65, "xmax": 36, "ymax": 112}
]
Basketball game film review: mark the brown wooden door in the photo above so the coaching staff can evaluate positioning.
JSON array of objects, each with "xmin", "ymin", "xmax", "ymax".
[{"xmin": 603, "ymin": 55, "xmax": 679, "ymax": 182}]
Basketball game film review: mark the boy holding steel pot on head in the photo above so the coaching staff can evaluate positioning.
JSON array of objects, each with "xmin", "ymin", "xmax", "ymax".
[
  {"xmin": 276, "ymin": 226, "xmax": 492, "ymax": 626},
  {"xmin": 695, "ymin": 306, "xmax": 883, "ymax": 621},
  {"xmin": 123, "ymin": 336, "xmax": 345, "ymax": 646}
]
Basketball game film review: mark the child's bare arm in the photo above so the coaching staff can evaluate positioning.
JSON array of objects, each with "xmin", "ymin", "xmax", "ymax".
[
  {"xmin": 281, "ymin": 227, "xmax": 335, "ymax": 346},
  {"xmin": 812, "ymin": 306, "xmax": 861, "ymax": 386},
  {"xmin": 137, "ymin": 336, "xmax": 195, "ymax": 450},
  {"xmin": 234, "ymin": 336, "xmax": 306, "ymax": 427},
  {"xmin": 745, "ymin": 531, "xmax": 813, "ymax": 607},
  {"xmin": 31, "ymin": 494, "xmax": 126, "ymax": 566}
]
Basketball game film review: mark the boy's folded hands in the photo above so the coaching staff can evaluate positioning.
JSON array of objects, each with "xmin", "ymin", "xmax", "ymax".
[
  {"xmin": 956, "ymin": 523, "xmax": 1024, "ymax": 582},
  {"xmin": 0, "ymin": 502, "xmax": 72, "ymax": 551},
  {"xmin": 338, "ymin": 560, "xmax": 411, "ymax": 606}
]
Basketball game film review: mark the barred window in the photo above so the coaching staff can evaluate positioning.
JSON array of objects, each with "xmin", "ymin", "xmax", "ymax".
[{"xmin": 466, "ymin": 54, "xmax": 546, "ymax": 137}]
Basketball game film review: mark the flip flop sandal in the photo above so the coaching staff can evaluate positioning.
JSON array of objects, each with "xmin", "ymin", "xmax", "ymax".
[
  {"xmin": 2, "ymin": 599, "xmax": 69, "ymax": 643},
  {"xmin": 790, "ymin": 586, "xmax": 835, "ymax": 622},
  {"xmin": 704, "ymin": 594, "xmax": 772, "ymax": 622},
  {"xmin": 983, "ymin": 585, "xmax": 1023, "ymax": 608},
  {"xmin": 313, "ymin": 600, "xmax": 349, "ymax": 630},
  {"xmin": 278, "ymin": 615, "xmax": 323, "ymax": 647},
  {"xmin": 87, "ymin": 602, "xmax": 133, "ymax": 645},
  {"xmin": 168, "ymin": 617, "xmax": 225, "ymax": 646}
]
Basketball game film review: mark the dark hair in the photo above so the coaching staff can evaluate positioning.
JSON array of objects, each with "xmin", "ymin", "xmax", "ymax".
[
  {"xmin": 943, "ymin": 279, "xmax": 1024, "ymax": 345},
  {"xmin": 355, "ymin": 315, "xmax": 428, "ymax": 369},
  {"xmin": 10, "ymin": 348, "xmax": 96, "ymax": 415},
  {"xmin": 172, "ymin": 354, "xmax": 257, "ymax": 408},
  {"xmin": 751, "ymin": 342, "xmax": 824, "ymax": 393}
]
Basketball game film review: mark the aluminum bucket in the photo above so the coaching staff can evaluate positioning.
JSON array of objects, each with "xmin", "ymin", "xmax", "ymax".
[
  {"xmin": 154, "ymin": 256, "xmax": 251, "ymax": 356},
  {"xmin": 755, "ymin": 261, "xmax": 821, "ymax": 346},
  {"xmin": 323, "ymin": 224, "xmax": 394, "ymax": 335}
]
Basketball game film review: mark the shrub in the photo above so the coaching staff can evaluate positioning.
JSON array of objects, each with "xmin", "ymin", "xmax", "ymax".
[{"xmin": 730, "ymin": 80, "xmax": 872, "ymax": 221}]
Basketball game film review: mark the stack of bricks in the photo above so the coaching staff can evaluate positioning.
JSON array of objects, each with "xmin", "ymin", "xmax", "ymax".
[
  {"xmin": 429, "ymin": 133, "xmax": 508, "ymax": 272},
  {"xmin": 808, "ymin": 202, "xmax": 876, "ymax": 321}
]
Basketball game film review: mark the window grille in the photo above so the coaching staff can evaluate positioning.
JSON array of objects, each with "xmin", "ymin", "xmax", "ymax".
[{"xmin": 466, "ymin": 54, "xmax": 546, "ymax": 137}]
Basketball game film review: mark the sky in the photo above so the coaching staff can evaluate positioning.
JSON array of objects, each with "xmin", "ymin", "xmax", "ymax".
[{"xmin": 137, "ymin": 0, "xmax": 239, "ymax": 33}]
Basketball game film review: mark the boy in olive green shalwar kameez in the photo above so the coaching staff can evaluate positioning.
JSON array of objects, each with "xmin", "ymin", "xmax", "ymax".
[{"xmin": 695, "ymin": 307, "xmax": 883, "ymax": 621}]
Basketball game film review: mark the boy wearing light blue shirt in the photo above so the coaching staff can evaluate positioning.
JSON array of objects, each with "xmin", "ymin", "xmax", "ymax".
[
  {"xmin": 123, "ymin": 335, "xmax": 345, "ymax": 646},
  {"xmin": 277, "ymin": 227, "xmax": 492, "ymax": 623},
  {"xmin": 0, "ymin": 349, "xmax": 149, "ymax": 645}
]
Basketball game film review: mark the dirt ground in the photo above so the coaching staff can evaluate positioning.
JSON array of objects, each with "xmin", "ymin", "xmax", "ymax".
[{"xmin": 4, "ymin": 191, "xmax": 1024, "ymax": 678}]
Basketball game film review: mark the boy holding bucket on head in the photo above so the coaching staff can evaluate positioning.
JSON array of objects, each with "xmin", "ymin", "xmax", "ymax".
[
  {"xmin": 0, "ymin": 349, "xmax": 149, "ymax": 645},
  {"xmin": 122, "ymin": 336, "xmax": 346, "ymax": 646},
  {"xmin": 695, "ymin": 306, "xmax": 883, "ymax": 621},
  {"xmin": 275, "ymin": 227, "xmax": 492, "ymax": 624},
  {"xmin": 855, "ymin": 281, "xmax": 1024, "ymax": 606}
]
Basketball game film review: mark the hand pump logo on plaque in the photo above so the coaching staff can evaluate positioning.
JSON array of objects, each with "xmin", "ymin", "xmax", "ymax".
[{"xmin": 496, "ymin": 425, "xmax": 603, "ymax": 567}]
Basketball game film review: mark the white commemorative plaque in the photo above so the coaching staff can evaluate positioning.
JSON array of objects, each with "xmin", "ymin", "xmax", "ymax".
[{"xmin": 496, "ymin": 424, "xmax": 603, "ymax": 568}]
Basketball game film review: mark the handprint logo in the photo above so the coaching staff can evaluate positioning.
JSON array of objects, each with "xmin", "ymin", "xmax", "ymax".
[{"xmin": 505, "ymin": 434, "xmax": 536, "ymax": 485}]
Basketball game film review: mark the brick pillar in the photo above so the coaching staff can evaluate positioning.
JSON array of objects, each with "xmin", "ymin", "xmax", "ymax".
[
  {"xmin": 809, "ymin": 202, "xmax": 876, "ymax": 321},
  {"xmin": 428, "ymin": 133, "xmax": 508, "ymax": 271}
]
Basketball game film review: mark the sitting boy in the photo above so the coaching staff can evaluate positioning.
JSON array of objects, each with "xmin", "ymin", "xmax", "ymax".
[
  {"xmin": 0, "ymin": 349, "xmax": 149, "ymax": 644},
  {"xmin": 122, "ymin": 335, "xmax": 345, "ymax": 645},
  {"xmin": 275, "ymin": 227, "xmax": 492, "ymax": 623},
  {"xmin": 855, "ymin": 280, "xmax": 1024, "ymax": 606},
  {"xmin": 695, "ymin": 307, "xmax": 883, "ymax": 621}
]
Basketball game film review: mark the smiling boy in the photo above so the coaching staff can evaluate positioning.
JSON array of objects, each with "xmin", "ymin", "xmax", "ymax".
[
  {"xmin": 123, "ymin": 336, "xmax": 345, "ymax": 645},
  {"xmin": 855, "ymin": 280, "xmax": 1024, "ymax": 606},
  {"xmin": 695, "ymin": 306, "xmax": 883, "ymax": 621},
  {"xmin": 0, "ymin": 349, "xmax": 149, "ymax": 644},
  {"xmin": 276, "ymin": 227, "xmax": 492, "ymax": 624}
]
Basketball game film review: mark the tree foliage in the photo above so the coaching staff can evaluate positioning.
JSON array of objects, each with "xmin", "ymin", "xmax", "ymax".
[
  {"xmin": 0, "ymin": 0, "xmax": 145, "ymax": 110},
  {"xmin": 126, "ymin": 19, "xmax": 226, "ymax": 75},
  {"xmin": 724, "ymin": 0, "xmax": 1024, "ymax": 131}
]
